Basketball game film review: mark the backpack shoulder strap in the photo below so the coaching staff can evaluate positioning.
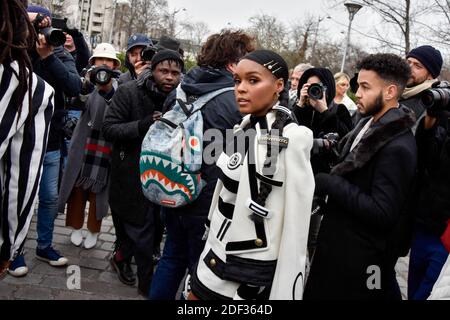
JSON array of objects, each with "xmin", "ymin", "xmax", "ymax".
[{"xmin": 190, "ymin": 87, "xmax": 234, "ymax": 113}]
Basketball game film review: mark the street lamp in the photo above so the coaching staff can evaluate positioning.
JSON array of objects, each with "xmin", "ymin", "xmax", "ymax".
[
  {"xmin": 167, "ymin": 7, "xmax": 186, "ymax": 37},
  {"xmin": 340, "ymin": 1, "xmax": 362, "ymax": 72},
  {"xmin": 311, "ymin": 15, "xmax": 331, "ymax": 62},
  {"xmin": 109, "ymin": 0, "xmax": 131, "ymax": 44}
]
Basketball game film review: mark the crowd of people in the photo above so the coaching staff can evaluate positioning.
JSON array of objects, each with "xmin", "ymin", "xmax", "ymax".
[{"xmin": 0, "ymin": 0, "xmax": 449, "ymax": 300}]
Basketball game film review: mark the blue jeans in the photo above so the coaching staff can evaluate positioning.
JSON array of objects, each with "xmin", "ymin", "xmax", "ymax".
[
  {"xmin": 408, "ymin": 223, "xmax": 448, "ymax": 300},
  {"xmin": 149, "ymin": 211, "xmax": 207, "ymax": 300},
  {"xmin": 36, "ymin": 150, "xmax": 61, "ymax": 250}
]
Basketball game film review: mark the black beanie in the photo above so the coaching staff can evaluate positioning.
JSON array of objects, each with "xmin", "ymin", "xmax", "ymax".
[
  {"xmin": 297, "ymin": 67, "xmax": 336, "ymax": 105},
  {"xmin": 242, "ymin": 50, "xmax": 289, "ymax": 83},
  {"xmin": 151, "ymin": 49, "xmax": 184, "ymax": 70},
  {"xmin": 407, "ymin": 45, "xmax": 443, "ymax": 79}
]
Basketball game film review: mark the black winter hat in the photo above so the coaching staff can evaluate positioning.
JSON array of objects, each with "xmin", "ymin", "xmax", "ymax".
[
  {"xmin": 407, "ymin": 45, "xmax": 443, "ymax": 79},
  {"xmin": 298, "ymin": 67, "xmax": 336, "ymax": 105},
  {"xmin": 151, "ymin": 49, "xmax": 184, "ymax": 70}
]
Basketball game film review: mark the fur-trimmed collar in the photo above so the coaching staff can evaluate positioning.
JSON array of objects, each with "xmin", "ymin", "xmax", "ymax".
[{"xmin": 331, "ymin": 106, "xmax": 416, "ymax": 176}]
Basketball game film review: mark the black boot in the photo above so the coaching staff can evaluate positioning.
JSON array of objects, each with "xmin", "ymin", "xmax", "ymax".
[{"xmin": 110, "ymin": 254, "xmax": 136, "ymax": 286}]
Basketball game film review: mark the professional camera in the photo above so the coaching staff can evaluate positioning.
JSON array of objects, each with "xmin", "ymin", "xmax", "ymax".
[
  {"xmin": 312, "ymin": 132, "xmax": 339, "ymax": 156},
  {"xmin": 141, "ymin": 44, "xmax": 157, "ymax": 62},
  {"xmin": 88, "ymin": 66, "xmax": 120, "ymax": 86},
  {"xmin": 33, "ymin": 14, "xmax": 66, "ymax": 47},
  {"xmin": 421, "ymin": 81, "xmax": 450, "ymax": 114},
  {"xmin": 308, "ymin": 83, "xmax": 327, "ymax": 100}
]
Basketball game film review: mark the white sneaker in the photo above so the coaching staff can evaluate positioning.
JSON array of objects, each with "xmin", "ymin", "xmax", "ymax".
[
  {"xmin": 70, "ymin": 229, "xmax": 83, "ymax": 247},
  {"xmin": 84, "ymin": 231, "xmax": 98, "ymax": 249}
]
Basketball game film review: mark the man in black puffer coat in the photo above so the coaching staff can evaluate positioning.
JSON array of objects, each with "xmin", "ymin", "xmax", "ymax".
[{"xmin": 103, "ymin": 50, "xmax": 183, "ymax": 296}]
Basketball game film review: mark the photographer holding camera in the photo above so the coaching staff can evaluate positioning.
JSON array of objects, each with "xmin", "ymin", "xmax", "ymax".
[
  {"xmin": 408, "ymin": 84, "xmax": 450, "ymax": 299},
  {"xmin": 7, "ymin": 5, "xmax": 82, "ymax": 277},
  {"xmin": 119, "ymin": 33, "xmax": 153, "ymax": 85},
  {"xmin": 401, "ymin": 45, "xmax": 443, "ymax": 133},
  {"xmin": 295, "ymin": 67, "xmax": 353, "ymax": 174},
  {"xmin": 58, "ymin": 43, "xmax": 120, "ymax": 251}
]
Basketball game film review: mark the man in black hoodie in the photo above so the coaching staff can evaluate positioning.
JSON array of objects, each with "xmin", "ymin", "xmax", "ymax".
[{"xmin": 149, "ymin": 30, "xmax": 255, "ymax": 300}]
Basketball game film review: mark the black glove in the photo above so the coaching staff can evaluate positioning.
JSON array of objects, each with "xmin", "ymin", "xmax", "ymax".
[{"xmin": 138, "ymin": 115, "xmax": 153, "ymax": 136}]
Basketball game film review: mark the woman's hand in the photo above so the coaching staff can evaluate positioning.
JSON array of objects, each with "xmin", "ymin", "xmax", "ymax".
[{"xmin": 309, "ymin": 91, "xmax": 328, "ymax": 113}]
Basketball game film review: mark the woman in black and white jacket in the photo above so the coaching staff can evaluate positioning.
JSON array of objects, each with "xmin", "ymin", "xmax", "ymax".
[
  {"xmin": 0, "ymin": 0, "xmax": 54, "ymax": 277},
  {"xmin": 188, "ymin": 50, "xmax": 315, "ymax": 300}
]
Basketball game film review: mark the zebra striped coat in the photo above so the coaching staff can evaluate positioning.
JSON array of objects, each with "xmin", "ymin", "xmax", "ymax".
[{"xmin": 0, "ymin": 62, "xmax": 54, "ymax": 262}]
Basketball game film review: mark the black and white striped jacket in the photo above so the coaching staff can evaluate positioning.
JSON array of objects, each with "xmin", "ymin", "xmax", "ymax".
[{"xmin": 0, "ymin": 62, "xmax": 54, "ymax": 262}]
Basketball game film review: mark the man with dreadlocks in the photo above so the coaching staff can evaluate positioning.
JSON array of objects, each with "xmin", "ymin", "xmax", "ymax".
[
  {"xmin": 0, "ymin": 0, "xmax": 54, "ymax": 278},
  {"xmin": 188, "ymin": 50, "xmax": 315, "ymax": 300}
]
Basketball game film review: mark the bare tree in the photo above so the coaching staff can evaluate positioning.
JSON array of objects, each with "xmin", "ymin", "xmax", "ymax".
[
  {"xmin": 289, "ymin": 15, "xmax": 318, "ymax": 64},
  {"xmin": 120, "ymin": 0, "xmax": 168, "ymax": 38},
  {"xmin": 328, "ymin": 0, "xmax": 433, "ymax": 55},
  {"xmin": 418, "ymin": 0, "xmax": 450, "ymax": 48},
  {"xmin": 179, "ymin": 21, "xmax": 210, "ymax": 56},
  {"xmin": 247, "ymin": 14, "xmax": 288, "ymax": 52}
]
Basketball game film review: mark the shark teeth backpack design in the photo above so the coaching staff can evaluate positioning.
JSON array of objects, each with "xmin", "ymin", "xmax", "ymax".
[{"xmin": 140, "ymin": 86, "xmax": 233, "ymax": 208}]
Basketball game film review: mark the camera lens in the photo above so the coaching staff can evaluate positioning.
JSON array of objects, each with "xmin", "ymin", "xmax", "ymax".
[
  {"xmin": 95, "ymin": 70, "xmax": 110, "ymax": 85},
  {"xmin": 41, "ymin": 27, "xmax": 66, "ymax": 47},
  {"xmin": 421, "ymin": 87, "xmax": 450, "ymax": 111},
  {"xmin": 308, "ymin": 83, "xmax": 324, "ymax": 100}
]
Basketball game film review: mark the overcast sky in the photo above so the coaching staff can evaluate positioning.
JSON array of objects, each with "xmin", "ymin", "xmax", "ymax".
[
  {"xmin": 167, "ymin": 0, "xmax": 449, "ymax": 60},
  {"xmin": 167, "ymin": 0, "xmax": 378, "ymax": 46}
]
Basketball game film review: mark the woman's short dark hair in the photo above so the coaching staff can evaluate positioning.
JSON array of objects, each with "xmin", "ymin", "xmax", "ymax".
[{"xmin": 197, "ymin": 30, "xmax": 255, "ymax": 69}]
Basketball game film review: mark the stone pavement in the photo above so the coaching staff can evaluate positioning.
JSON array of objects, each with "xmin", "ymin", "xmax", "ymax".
[
  {"xmin": 0, "ymin": 208, "xmax": 411, "ymax": 300},
  {"xmin": 1, "ymin": 210, "xmax": 145, "ymax": 300}
]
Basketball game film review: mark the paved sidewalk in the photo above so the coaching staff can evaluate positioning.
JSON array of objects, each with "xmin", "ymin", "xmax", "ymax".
[
  {"xmin": 0, "ymin": 208, "xmax": 410, "ymax": 300},
  {"xmin": 1, "ymin": 211, "xmax": 144, "ymax": 300}
]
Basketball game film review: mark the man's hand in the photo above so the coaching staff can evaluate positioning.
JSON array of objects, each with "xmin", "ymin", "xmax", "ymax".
[
  {"xmin": 28, "ymin": 13, "xmax": 51, "ymax": 28},
  {"xmin": 297, "ymin": 83, "xmax": 328, "ymax": 113},
  {"xmin": 134, "ymin": 61, "xmax": 151, "ymax": 77},
  {"xmin": 152, "ymin": 111, "xmax": 162, "ymax": 121},
  {"xmin": 36, "ymin": 34, "xmax": 54, "ymax": 60},
  {"xmin": 297, "ymin": 83, "xmax": 310, "ymax": 108},
  {"xmin": 309, "ymin": 91, "xmax": 328, "ymax": 113}
]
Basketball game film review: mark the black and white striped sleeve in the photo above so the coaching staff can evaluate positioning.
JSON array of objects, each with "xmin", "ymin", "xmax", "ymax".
[{"xmin": 0, "ymin": 64, "xmax": 54, "ymax": 262}]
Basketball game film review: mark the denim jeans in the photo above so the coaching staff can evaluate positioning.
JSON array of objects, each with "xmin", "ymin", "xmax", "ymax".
[
  {"xmin": 149, "ymin": 211, "xmax": 207, "ymax": 300},
  {"xmin": 36, "ymin": 150, "xmax": 61, "ymax": 250},
  {"xmin": 408, "ymin": 223, "xmax": 448, "ymax": 300}
]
